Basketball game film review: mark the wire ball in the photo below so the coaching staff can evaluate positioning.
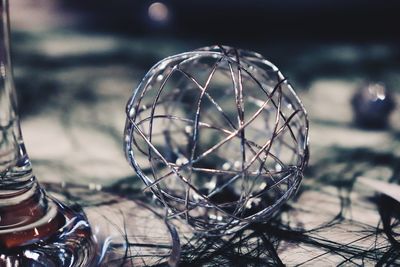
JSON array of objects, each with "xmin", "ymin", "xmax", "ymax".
[{"xmin": 124, "ymin": 45, "xmax": 309, "ymax": 235}]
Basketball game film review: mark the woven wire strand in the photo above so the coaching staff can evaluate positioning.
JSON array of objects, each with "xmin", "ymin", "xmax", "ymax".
[{"xmin": 125, "ymin": 45, "xmax": 309, "ymax": 234}]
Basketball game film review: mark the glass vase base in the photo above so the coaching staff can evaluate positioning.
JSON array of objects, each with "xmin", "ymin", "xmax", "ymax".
[
  {"xmin": 0, "ymin": 182, "xmax": 179, "ymax": 266},
  {"xmin": 0, "ymin": 196, "xmax": 97, "ymax": 266}
]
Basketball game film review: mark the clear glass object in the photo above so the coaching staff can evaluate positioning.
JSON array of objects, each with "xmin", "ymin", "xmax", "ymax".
[
  {"xmin": 0, "ymin": 0, "xmax": 97, "ymax": 264},
  {"xmin": 0, "ymin": 1, "xmax": 178, "ymax": 266}
]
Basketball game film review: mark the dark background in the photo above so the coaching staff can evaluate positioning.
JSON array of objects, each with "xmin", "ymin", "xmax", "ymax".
[{"xmin": 63, "ymin": 0, "xmax": 400, "ymax": 42}]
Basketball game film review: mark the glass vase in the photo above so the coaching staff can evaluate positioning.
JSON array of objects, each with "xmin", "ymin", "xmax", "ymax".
[{"xmin": 0, "ymin": 0, "xmax": 97, "ymax": 265}]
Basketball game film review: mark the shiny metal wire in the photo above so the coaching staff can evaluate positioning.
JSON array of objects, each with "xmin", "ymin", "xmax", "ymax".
[{"xmin": 125, "ymin": 45, "xmax": 309, "ymax": 235}]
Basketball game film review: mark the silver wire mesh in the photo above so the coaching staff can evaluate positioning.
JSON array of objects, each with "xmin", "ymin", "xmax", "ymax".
[{"xmin": 124, "ymin": 45, "xmax": 309, "ymax": 234}]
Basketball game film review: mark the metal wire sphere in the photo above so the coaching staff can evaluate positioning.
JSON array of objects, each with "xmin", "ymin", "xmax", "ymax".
[{"xmin": 124, "ymin": 45, "xmax": 309, "ymax": 234}]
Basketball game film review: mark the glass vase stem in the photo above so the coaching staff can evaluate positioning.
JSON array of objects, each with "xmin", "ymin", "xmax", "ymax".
[{"xmin": 0, "ymin": 0, "xmax": 34, "ymax": 191}]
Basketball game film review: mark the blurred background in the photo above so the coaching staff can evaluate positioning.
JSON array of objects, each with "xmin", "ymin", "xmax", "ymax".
[
  {"xmin": 13, "ymin": 0, "xmax": 400, "ymax": 40},
  {"xmin": 8, "ymin": 0, "xmax": 400, "ymax": 185},
  {"xmin": 11, "ymin": 0, "xmax": 400, "ymax": 86}
]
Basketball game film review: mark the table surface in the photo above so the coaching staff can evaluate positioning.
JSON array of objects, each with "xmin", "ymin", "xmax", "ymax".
[{"xmin": 10, "ymin": 1, "xmax": 400, "ymax": 266}]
